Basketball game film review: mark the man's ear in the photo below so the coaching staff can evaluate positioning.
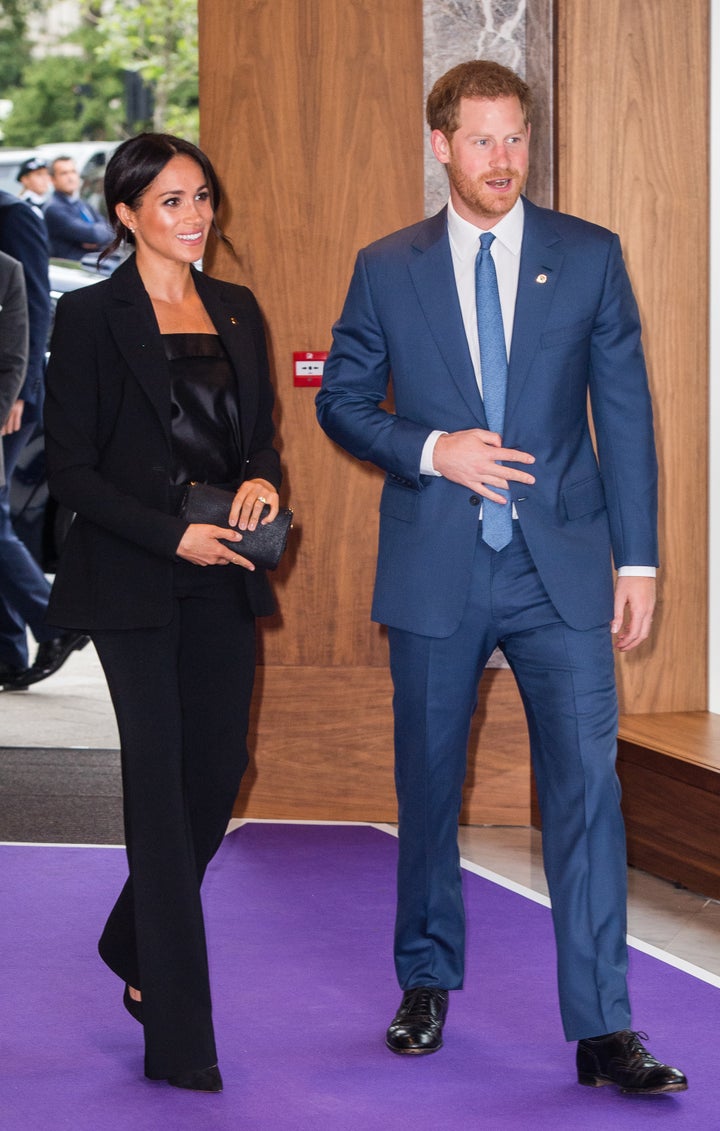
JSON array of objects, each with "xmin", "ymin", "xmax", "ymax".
[{"xmin": 430, "ymin": 129, "xmax": 452, "ymax": 166}]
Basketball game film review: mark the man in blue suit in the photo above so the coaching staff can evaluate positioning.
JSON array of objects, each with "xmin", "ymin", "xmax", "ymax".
[
  {"xmin": 0, "ymin": 190, "xmax": 88, "ymax": 689},
  {"xmin": 317, "ymin": 60, "xmax": 686, "ymax": 1095},
  {"xmin": 44, "ymin": 156, "xmax": 113, "ymax": 261}
]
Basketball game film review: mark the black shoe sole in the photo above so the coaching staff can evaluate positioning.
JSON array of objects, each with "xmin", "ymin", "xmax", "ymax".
[
  {"xmin": 385, "ymin": 1039, "xmax": 443, "ymax": 1055},
  {"xmin": 579, "ymin": 1074, "xmax": 688, "ymax": 1094},
  {"xmin": 166, "ymin": 1066, "xmax": 223, "ymax": 1092}
]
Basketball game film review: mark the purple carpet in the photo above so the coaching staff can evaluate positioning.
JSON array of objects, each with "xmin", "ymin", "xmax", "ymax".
[{"xmin": 0, "ymin": 823, "xmax": 715, "ymax": 1129}]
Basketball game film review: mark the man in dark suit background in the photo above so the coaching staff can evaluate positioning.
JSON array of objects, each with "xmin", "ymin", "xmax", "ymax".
[
  {"xmin": 317, "ymin": 60, "xmax": 686, "ymax": 1095},
  {"xmin": 0, "ymin": 190, "xmax": 87, "ymax": 689},
  {"xmin": 44, "ymin": 156, "xmax": 113, "ymax": 261},
  {"xmin": 0, "ymin": 250, "xmax": 28, "ymax": 468}
]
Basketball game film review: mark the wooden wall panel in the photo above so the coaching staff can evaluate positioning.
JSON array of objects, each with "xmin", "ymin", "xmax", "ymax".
[
  {"xmin": 238, "ymin": 665, "xmax": 530, "ymax": 825},
  {"xmin": 197, "ymin": 1, "xmax": 711, "ymax": 824},
  {"xmin": 199, "ymin": 0, "xmax": 424, "ymax": 670},
  {"xmin": 556, "ymin": 0, "xmax": 710, "ymax": 713},
  {"xmin": 197, "ymin": 0, "xmax": 533, "ymax": 824}
]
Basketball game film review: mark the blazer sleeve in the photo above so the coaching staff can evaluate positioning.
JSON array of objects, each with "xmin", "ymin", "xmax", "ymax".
[
  {"xmin": 0, "ymin": 256, "xmax": 28, "ymax": 429},
  {"xmin": 587, "ymin": 234, "xmax": 659, "ymax": 568},
  {"xmin": 44, "ymin": 292, "xmax": 188, "ymax": 559},
  {"xmin": 241, "ymin": 288, "xmax": 282, "ymax": 490},
  {"xmin": 0, "ymin": 201, "xmax": 50, "ymax": 404},
  {"xmin": 316, "ymin": 249, "xmax": 430, "ymax": 487}
]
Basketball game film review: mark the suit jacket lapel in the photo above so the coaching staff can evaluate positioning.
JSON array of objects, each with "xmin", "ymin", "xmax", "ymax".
[
  {"xmin": 408, "ymin": 209, "xmax": 487, "ymax": 427},
  {"xmin": 505, "ymin": 199, "xmax": 565, "ymax": 432},
  {"xmin": 104, "ymin": 257, "xmax": 260, "ymax": 461},
  {"xmin": 105, "ymin": 255, "xmax": 173, "ymax": 440}
]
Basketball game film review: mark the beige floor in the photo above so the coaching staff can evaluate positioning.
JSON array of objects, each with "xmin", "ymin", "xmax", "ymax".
[{"xmin": 4, "ymin": 641, "xmax": 720, "ymax": 983}]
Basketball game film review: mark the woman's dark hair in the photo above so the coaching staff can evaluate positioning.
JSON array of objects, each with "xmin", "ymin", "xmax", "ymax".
[{"xmin": 100, "ymin": 132, "xmax": 231, "ymax": 262}]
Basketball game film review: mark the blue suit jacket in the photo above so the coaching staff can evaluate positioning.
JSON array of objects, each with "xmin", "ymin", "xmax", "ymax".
[
  {"xmin": 317, "ymin": 199, "xmax": 658, "ymax": 636},
  {"xmin": 44, "ymin": 191, "xmax": 113, "ymax": 261}
]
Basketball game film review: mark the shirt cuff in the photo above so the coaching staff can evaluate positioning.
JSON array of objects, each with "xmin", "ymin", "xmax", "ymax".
[
  {"xmin": 617, "ymin": 566, "xmax": 656, "ymax": 577},
  {"xmin": 420, "ymin": 430, "xmax": 447, "ymax": 476}
]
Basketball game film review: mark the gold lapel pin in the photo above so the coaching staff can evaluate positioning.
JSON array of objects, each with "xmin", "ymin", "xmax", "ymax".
[
  {"xmin": 535, "ymin": 273, "xmax": 548, "ymax": 284},
  {"xmin": 230, "ymin": 316, "xmax": 238, "ymax": 324}
]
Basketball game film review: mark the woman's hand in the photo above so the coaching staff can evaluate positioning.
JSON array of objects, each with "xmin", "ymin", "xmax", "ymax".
[
  {"xmin": 175, "ymin": 523, "xmax": 255, "ymax": 570},
  {"xmin": 229, "ymin": 478, "xmax": 280, "ymax": 531}
]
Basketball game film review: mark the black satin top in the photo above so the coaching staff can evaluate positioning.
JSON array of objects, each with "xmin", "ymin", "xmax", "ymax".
[{"xmin": 163, "ymin": 333, "xmax": 242, "ymax": 487}]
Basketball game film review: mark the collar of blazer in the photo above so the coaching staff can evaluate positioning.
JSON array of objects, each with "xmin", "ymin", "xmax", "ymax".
[
  {"xmin": 409, "ymin": 206, "xmax": 488, "ymax": 428},
  {"xmin": 105, "ymin": 254, "xmax": 259, "ymax": 457}
]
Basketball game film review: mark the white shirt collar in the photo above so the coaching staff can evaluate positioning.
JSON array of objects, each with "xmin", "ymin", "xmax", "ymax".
[{"xmin": 447, "ymin": 195, "xmax": 524, "ymax": 260}]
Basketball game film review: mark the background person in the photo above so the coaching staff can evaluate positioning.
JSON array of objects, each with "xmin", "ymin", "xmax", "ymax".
[
  {"xmin": 0, "ymin": 189, "xmax": 87, "ymax": 691},
  {"xmin": 43, "ymin": 132, "xmax": 283, "ymax": 1092},
  {"xmin": 316, "ymin": 59, "xmax": 686, "ymax": 1096},
  {"xmin": 44, "ymin": 155, "xmax": 113, "ymax": 260},
  {"xmin": 0, "ymin": 249, "xmax": 29, "ymax": 506},
  {"xmin": 17, "ymin": 156, "xmax": 51, "ymax": 218}
]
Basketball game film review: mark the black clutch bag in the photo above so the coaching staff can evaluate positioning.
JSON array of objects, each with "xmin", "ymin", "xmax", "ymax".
[{"xmin": 180, "ymin": 482, "xmax": 292, "ymax": 570}]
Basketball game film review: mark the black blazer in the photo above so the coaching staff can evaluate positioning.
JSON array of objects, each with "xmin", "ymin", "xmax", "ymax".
[{"xmin": 44, "ymin": 254, "xmax": 282, "ymax": 630}]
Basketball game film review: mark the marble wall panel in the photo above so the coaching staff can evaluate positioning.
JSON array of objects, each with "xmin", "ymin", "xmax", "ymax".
[{"xmin": 423, "ymin": 0, "xmax": 554, "ymax": 214}]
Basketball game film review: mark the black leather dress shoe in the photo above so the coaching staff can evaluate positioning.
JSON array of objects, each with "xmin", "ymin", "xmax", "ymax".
[
  {"xmin": 167, "ymin": 1065, "xmax": 223, "ymax": 1092},
  {"xmin": 4, "ymin": 632, "xmax": 90, "ymax": 689},
  {"xmin": 386, "ymin": 987, "xmax": 449, "ymax": 1055},
  {"xmin": 577, "ymin": 1030, "xmax": 688, "ymax": 1094},
  {"xmin": 0, "ymin": 661, "xmax": 28, "ymax": 690}
]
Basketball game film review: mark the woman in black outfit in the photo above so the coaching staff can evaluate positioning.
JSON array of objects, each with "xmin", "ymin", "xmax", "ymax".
[{"xmin": 44, "ymin": 134, "xmax": 283, "ymax": 1092}]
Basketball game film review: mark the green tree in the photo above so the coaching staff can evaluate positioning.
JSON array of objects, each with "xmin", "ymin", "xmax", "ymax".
[
  {"xmin": 2, "ymin": 13, "xmax": 125, "ymax": 145},
  {"xmin": 88, "ymin": 0, "xmax": 199, "ymax": 141},
  {"xmin": 0, "ymin": 0, "xmax": 47, "ymax": 97}
]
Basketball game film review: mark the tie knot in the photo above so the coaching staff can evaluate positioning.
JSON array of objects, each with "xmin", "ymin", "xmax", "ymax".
[{"xmin": 479, "ymin": 232, "xmax": 495, "ymax": 252}]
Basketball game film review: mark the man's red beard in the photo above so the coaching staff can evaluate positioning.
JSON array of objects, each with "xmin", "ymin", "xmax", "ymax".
[{"xmin": 448, "ymin": 162, "xmax": 528, "ymax": 220}]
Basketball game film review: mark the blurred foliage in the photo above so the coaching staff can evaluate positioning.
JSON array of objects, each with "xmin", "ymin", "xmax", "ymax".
[
  {"xmin": 0, "ymin": 0, "xmax": 45, "ymax": 93},
  {"xmin": 2, "ymin": 52, "xmax": 125, "ymax": 145},
  {"xmin": 89, "ymin": 0, "xmax": 199, "ymax": 141},
  {"xmin": 1, "ymin": 0, "xmax": 199, "ymax": 145}
]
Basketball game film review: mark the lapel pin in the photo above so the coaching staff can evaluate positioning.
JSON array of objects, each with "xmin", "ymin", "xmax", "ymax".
[
  {"xmin": 230, "ymin": 316, "xmax": 238, "ymax": 324},
  {"xmin": 535, "ymin": 273, "xmax": 548, "ymax": 284}
]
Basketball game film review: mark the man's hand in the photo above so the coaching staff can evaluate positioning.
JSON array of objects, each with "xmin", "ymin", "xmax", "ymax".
[
  {"xmin": 611, "ymin": 575, "xmax": 656, "ymax": 652},
  {"xmin": 432, "ymin": 428, "xmax": 535, "ymax": 501},
  {"xmin": 1, "ymin": 399, "xmax": 24, "ymax": 436}
]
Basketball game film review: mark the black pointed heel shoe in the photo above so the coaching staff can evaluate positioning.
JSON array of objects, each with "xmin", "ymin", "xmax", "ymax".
[
  {"xmin": 167, "ymin": 1065, "xmax": 223, "ymax": 1093},
  {"xmin": 122, "ymin": 984, "xmax": 143, "ymax": 1024}
]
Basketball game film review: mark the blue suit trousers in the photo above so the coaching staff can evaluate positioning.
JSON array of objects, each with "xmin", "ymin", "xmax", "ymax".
[
  {"xmin": 0, "ymin": 421, "xmax": 53, "ymax": 667},
  {"xmin": 388, "ymin": 522, "xmax": 631, "ymax": 1041}
]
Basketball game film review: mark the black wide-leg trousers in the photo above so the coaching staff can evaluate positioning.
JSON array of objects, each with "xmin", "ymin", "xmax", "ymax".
[{"xmin": 92, "ymin": 562, "xmax": 255, "ymax": 1079}]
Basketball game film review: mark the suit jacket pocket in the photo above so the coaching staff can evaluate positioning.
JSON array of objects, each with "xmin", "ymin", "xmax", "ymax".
[
  {"xmin": 380, "ymin": 478, "xmax": 420, "ymax": 522},
  {"xmin": 562, "ymin": 474, "xmax": 606, "ymax": 520}
]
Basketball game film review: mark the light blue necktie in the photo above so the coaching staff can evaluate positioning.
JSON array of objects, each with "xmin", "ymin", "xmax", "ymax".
[{"xmin": 475, "ymin": 231, "xmax": 512, "ymax": 551}]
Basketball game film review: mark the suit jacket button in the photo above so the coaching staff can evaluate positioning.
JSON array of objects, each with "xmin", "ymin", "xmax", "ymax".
[{"xmin": 469, "ymin": 495, "xmax": 480, "ymax": 506}]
